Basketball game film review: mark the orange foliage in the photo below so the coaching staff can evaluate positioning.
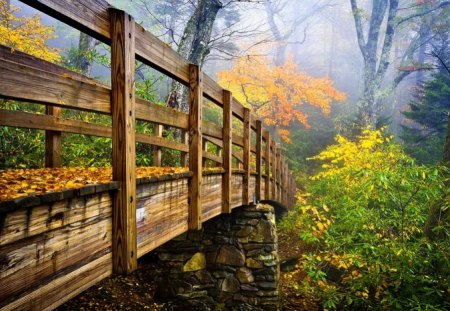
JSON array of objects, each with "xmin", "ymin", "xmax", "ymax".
[
  {"xmin": 218, "ymin": 56, "xmax": 346, "ymax": 142},
  {"xmin": 0, "ymin": 167, "xmax": 188, "ymax": 201}
]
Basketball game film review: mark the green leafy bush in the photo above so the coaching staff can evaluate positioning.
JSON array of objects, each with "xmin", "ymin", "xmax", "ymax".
[{"xmin": 283, "ymin": 128, "xmax": 450, "ymax": 310}]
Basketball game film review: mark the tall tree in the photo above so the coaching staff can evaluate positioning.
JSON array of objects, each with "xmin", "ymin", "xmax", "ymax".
[
  {"xmin": 264, "ymin": 0, "xmax": 335, "ymax": 65},
  {"xmin": 350, "ymin": 0, "xmax": 450, "ymax": 127}
]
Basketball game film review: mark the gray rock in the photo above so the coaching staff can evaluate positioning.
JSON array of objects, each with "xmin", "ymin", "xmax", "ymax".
[{"xmin": 216, "ymin": 245, "xmax": 245, "ymax": 267}]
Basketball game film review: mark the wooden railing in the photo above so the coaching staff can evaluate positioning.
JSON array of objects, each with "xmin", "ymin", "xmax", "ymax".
[{"xmin": 0, "ymin": 0, "xmax": 297, "ymax": 274}]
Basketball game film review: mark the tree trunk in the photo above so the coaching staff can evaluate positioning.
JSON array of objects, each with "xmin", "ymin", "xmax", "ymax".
[
  {"xmin": 74, "ymin": 33, "xmax": 97, "ymax": 75},
  {"xmin": 172, "ymin": 0, "xmax": 223, "ymax": 112},
  {"xmin": 350, "ymin": 0, "xmax": 399, "ymax": 128}
]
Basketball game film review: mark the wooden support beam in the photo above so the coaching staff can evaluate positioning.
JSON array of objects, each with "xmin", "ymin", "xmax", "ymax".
[
  {"xmin": 110, "ymin": 9, "xmax": 136, "ymax": 274},
  {"xmin": 181, "ymin": 130, "xmax": 188, "ymax": 167},
  {"xmin": 276, "ymin": 146, "xmax": 281, "ymax": 202},
  {"xmin": 264, "ymin": 131, "xmax": 271, "ymax": 201},
  {"xmin": 188, "ymin": 64, "xmax": 203, "ymax": 230},
  {"xmin": 255, "ymin": 120, "xmax": 262, "ymax": 202},
  {"xmin": 271, "ymin": 141, "xmax": 276, "ymax": 200},
  {"xmin": 243, "ymin": 108, "xmax": 251, "ymax": 205},
  {"xmin": 152, "ymin": 124, "xmax": 163, "ymax": 166},
  {"xmin": 222, "ymin": 90, "xmax": 232, "ymax": 214},
  {"xmin": 44, "ymin": 106, "xmax": 61, "ymax": 167},
  {"xmin": 202, "ymin": 139, "xmax": 207, "ymax": 167}
]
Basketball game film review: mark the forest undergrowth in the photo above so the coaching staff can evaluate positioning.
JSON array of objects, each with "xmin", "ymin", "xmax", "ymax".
[{"xmin": 279, "ymin": 128, "xmax": 450, "ymax": 310}]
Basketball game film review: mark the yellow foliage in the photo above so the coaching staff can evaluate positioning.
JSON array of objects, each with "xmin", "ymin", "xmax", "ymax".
[
  {"xmin": 0, "ymin": 0, "xmax": 61, "ymax": 62},
  {"xmin": 217, "ymin": 55, "xmax": 346, "ymax": 143}
]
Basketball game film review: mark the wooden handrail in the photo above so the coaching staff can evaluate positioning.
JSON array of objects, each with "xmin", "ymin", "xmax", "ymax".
[{"xmin": 0, "ymin": 0, "xmax": 298, "ymax": 276}]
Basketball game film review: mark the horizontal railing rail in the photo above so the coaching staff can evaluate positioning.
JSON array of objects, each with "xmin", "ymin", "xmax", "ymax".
[{"xmin": 0, "ymin": 0, "xmax": 297, "ymax": 276}]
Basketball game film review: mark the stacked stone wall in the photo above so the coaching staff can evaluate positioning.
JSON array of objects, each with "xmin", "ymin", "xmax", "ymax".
[{"xmin": 153, "ymin": 204, "xmax": 280, "ymax": 310}]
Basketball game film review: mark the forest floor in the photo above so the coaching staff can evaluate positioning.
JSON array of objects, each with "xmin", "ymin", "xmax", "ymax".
[{"xmin": 56, "ymin": 228, "xmax": 319, "ymax": 311}]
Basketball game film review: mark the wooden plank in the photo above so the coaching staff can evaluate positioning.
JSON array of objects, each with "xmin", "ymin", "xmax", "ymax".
[
  {"xmin": 222, "ymin": 90, "xmax": 232, "ymax": 214},
  {"xmin": 202, "ymin": 139, "xmax": 208, "ymax": 167},
  {"xmin": 20, "ymin": 0, "xmax": 111, "ymax": 43},
  {"xmin": 203, "ymin": 74, "xmax": 223, "ymax": 106},
  {"xmin": 44, "ymin": 106, "xmax": 61, "ymax": 167},
  {"xmin": 0, "ymin": 109, "xmax": 188, "ymax": 152},
  {"xmin": 203, "ymin": 135, "xmax": 244, "ymax": 164},
  {"xmin": 181, "ymin": 130, "xmax": 188, "ymax": 167},
  {"xmin": 136, "ymin": 99, "xmax": 188, "ymax": 129},
  {"xmin": 153, "ymin": 124, "xmax": 163, "ymax": 166},
  {"xmin": 136, "ymin": 179, "xmax": 189, "ymax": 257},
  {"xmin": 276, "ymin": 147, "xmax": 281, "ymax": 202},
  {"xmin": 243, "ymin": 108, "xmax": 251, "ymax": 205},
  {"xmin": 255, "ymin": 120, "xmax": 262, "ymax": 201},
  {"xmin": 264, "ymin": 131, "xmax": 271, "ymax": 200},
  {"xmin": 188, "ymin": 64, "xmax": 203, "ymax": 230},
  {"xmin": 201, "ymin": 174, "xmax": 222, "ymax": 221},
  {"xmin": 110, "ymin": 9, "xmax": 137, "ymax": 274},
  {"xmin": 135, "ymin": 26, "xmax": 189, "ymax": 84},
  {"xmin": 1, "ymin": 253, "xmax": 112, "ymax": 311},
  {"xmin": 271, "ymin": 142, "xmax": 277, "ymax": 199},
  {"xmin": 0, "ymin": 46, "xmax": 188, "ymax": 129},
  {"xmin": 0, "ymin": 54, "xmax": 111, "ymax": 114}
]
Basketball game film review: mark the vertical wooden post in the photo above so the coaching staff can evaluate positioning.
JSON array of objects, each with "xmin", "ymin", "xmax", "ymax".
[
  {"xmin": 276, "ymin": 147, "xmax": 281, "ymax": 201},
  {"xmin": 271, "ymin": 141, "xmax": 276, "ymax": 200},
  {"xmin": 188, "ymin": 64, "xmax": 203, "ymax": 230},
  {"xmin": 202, "ymin": 139, "xmax": 207, "ymax": 167},
  {"xmin": 264, "ymin": 131, "xmax": 270, "ymax": 201},
  {"xmin": 153, "ymin": 124, "xmax": 163, "ymax": 166},
  {"xmin": 110, "ymin": 9, "xmax": 136, "ymax": 274},
  {"xmin": 243, "ymin": 108, "xmax": 251, "ymax": 205},
  {"xmin": 181, "ymin": 130, "xmax": 188, "ymax": 167},
  {"xmin": 222, "ymin": 90, "xmax": 232, "ymax": 214},
  {"xmin": 255, "ymin": 120, "xmax": 262, "ymax": 202},
  {"xmin": 45, "ymin": 106, "xmax": 61, "ymax": 167}
]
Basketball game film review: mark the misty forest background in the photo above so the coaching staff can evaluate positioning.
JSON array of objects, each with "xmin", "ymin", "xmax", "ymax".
[{"xmin": 0, "ymin": 0, "xmax": 449, "ymax": 310}]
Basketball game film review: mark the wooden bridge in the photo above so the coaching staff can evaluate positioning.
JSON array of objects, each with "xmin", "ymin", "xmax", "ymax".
[{"xmin": 0, "ymin": 0, "xmax": 296, "ymax": 310}]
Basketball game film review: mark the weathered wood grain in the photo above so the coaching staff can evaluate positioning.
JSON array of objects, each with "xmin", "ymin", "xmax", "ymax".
[
  {"xmin": 0, "ymin": 214, "xmax": 112, "ymax": 305},
  {"xmin": 255, "ymin": 120, "xmax": 262, "ymax": 201},
  {"xmin": 1, "ymin": 253, "xmax": 112, "ymax": 311},
  {"xmin": 222, "ymin": 90, "xmax": 232, "ymax": 214},
  {"xmin": 243, "ymin": 108, "xmax": 251, "ymax": 205},
  {"xmin": 0, "ymin": 193, "xmax": 112, "ymax": 246},
  {"xmin": 44, "ymin": 106, "xmax": 61, "ymax": 168},
  {"xmin": 264, "ymin": 131, "xmax": 271, "ymax": 200},
  {"xmin": 110, "ymin": 9, "xmax": 137, "ymax": 273},
  {"xmin": 136, "ymin": 179, "xmax": 188, "ymax": 257},
  {"xmin": 201, "ymin": 174, "xmax": 222, "ymax": 222},
  {"xmin": 231, "ymin": 174, "xmax": 244, "ymax": 208},
  {"xmin": 188, "ymin": 64, "xmax": 203, "ymax": 230}
]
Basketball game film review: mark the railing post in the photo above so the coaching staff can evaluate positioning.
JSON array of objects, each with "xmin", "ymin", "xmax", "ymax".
[
  {"xmin": 181, "ymin": 130, "xmax": 188, "ymax": 167},
  {"xmin": 45, "ymin": 106, "xmax": 61, "ymax": 167},
  {"xmin": 222, "ymin": 90, "xmax": 232, "ymax": 214},
  {"xmin": 188, "ymin": 64, "xmax": 203, "ymax": 230},
  {"xmin": 153, "ymin": 124, "xmax": 163, "ymax": 166},
  {"xmin": 271, "ymin": 141, "xmax": 276, "ymax": 200},
  {"xmin": 110, "ymin": 8, "xmax": 137, "ymax": 274},
  {"xmin": 276, "ymin": 146, "xmax": 281, "ymax": 201},
  {"xmin": 264, "ymin": 131, "xmax": 270, "ymax": 201},
  {"xmin": 255, "ymin": 120, "xmax": 262, "ymax": 202},
  {"xmin": 243, "ymin": 108, "xmax": 251, "ymax": 205}
]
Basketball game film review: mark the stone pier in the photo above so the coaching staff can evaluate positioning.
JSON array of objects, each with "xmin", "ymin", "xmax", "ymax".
[{"xmin": 153, "ymin": 204, "xmax": 280, "ymax": 310}]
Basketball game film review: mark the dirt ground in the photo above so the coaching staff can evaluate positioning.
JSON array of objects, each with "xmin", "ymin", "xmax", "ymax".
[{"xmin": 57, "ymin": 229, "xmax": 320, "ymax": 311}]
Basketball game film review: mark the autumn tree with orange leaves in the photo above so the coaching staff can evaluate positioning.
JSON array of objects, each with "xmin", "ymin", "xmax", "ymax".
[{"xmin": 218, "ymin": 56, "xmax": 346, "ymax": 143}]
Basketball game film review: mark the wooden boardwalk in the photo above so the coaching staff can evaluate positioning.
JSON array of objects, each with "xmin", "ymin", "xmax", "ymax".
[{"xmin": 0, "ymin": 0, "xmax": 297, "ymax": 310}]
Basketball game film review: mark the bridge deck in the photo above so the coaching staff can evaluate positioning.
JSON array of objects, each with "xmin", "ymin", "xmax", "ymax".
[
  {"xmin": 0, "ymin": 171, "xmax": 264, "ymax": 310},
  {"xmin": 0, "ymin": 0, "xmax": 297, "ymax": 309}
]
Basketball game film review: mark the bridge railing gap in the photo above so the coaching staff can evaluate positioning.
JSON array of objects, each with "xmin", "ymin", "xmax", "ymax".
[{"xmin": 0, "ymin": 0, "xmax": 297, "ymax": 278}]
